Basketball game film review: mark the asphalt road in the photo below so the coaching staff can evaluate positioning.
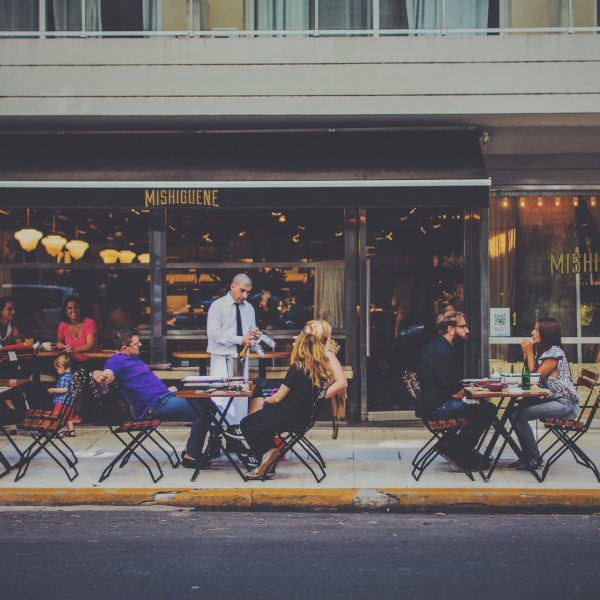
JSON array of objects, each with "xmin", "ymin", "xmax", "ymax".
[{"xmin": 1, "ymin": 509, "xmax": 598, "ymax": 600}]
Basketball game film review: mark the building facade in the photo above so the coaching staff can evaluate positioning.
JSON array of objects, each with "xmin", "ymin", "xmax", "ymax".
[{"xmin": 1, "ymin": 0, "xmax": 600, "ymax": 421}]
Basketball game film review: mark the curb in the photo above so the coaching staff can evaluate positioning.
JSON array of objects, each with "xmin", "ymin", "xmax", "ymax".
[{"xmin": 1, "ymin": 488, "xmax": 600, "ymax": 511}]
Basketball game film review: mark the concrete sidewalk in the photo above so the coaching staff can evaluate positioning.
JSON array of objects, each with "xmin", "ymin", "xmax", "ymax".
[{"xmin": 1, "ymin": 425, "xmax": 599, "ymax": 511}]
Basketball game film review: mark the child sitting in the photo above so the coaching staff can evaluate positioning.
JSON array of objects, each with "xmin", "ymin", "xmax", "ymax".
[{"xmin": 48, "ymin": 354, "xmax": 75, "ymax": 437}]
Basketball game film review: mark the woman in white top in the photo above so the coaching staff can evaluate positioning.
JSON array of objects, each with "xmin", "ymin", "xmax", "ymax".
[{"xmin": 510, "ymin": 317, "xmax": 579, "ymax": 470}]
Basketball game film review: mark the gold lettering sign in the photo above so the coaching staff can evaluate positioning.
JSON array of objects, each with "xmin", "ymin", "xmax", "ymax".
[
  {"xmin": 550, "ymin": 252, "xmax": 600, "ymax": 276},
  {"xmin": 144, "ymin": 189, "xmax": 220, "ymax": 208}
]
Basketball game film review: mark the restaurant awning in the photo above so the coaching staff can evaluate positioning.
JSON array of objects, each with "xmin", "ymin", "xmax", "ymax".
[{"xmin": 0, "ymin": 129, "xmax": 490, "ymax": 208}]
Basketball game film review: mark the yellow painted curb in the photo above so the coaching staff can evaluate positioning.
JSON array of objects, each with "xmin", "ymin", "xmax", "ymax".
[
  {"xmin": 0, "ymin": 487, "xmax": 599, "ymax": 509},
  {"xmin": 379, "ymin": 488, "xmax": 600, "ymax": 509}
]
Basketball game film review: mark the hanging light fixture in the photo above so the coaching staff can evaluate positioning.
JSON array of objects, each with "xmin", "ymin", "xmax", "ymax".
[
  {"xmin": 41, "ymin": 213, "xmax": 67, "ymax": 257},
  {"xmin": 65, "ymin": 221, "xmax": 88, "ymax": 260},
  {"xmin": 137, "ymin": 253, "xmax": 150, "ymax": 264},
  {"xmin": 100, "ymin": 249, "xmax": 119, "ymax": 264},
  {"xmin": 14, "ymin": 208, "xmax": 43, "ymax": 252},
  {"xmin": 118, "ymin": 250, "xmax": 136, "ymax": 264}
]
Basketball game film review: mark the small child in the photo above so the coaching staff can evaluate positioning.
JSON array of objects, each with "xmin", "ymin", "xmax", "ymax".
[{"xmin": 48, "ymin": 354, "xmax": 75, "ymax": 437}]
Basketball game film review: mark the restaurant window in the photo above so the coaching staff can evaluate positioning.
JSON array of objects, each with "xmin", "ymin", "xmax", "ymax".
[
  {"xmin": 489, "ymin": 194, "xmax": 600, "ymax": 373},
  {"xmin": 0, "ymin": 207, "xmax": 150, "ymax": 346},
  {"xmin": 164, "ymin": 207, "xmax": 346, "ymax": 357}
]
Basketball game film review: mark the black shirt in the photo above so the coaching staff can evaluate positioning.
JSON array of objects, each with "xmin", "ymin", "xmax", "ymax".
[
  {"xmin": 418, "ymin": 335, "xmax": 463, "ymax": 415},
  {"xmin": 277, "ymin": 363, "xmax": 321, "ymax": 424}
]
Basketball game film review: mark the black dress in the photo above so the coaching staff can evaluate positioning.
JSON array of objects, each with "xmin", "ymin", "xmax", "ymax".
[{"xmin": 241, "ymin": 363, "xmax": 320, "ymax": 458}]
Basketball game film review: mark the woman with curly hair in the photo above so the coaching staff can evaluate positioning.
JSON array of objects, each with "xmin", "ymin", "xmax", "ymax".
[
  {"xmin": 240, "ymin": 331, "xmax": 339, "ymax": 479},
  {"xmin": 304, "ymin": 319, "xmax": 348, "ymax": 438}
]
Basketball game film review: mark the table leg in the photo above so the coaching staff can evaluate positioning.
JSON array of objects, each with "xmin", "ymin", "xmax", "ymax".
[
  {"xmin": 481, "ymin": 398, "xmax": 542, "ymax": 482},
  {"xmin": 186, "ymin": 396, "xmax": 249, "ymax": 483}
]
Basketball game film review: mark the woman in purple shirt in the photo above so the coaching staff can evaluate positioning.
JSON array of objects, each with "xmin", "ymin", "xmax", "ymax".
[{"xmin": 93, "ymin": 328, "xmax": 211, "ymax": 468}]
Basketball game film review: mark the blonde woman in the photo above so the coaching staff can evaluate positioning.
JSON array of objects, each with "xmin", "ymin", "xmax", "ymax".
[
  {"xmin": 304, "ymin": 319, "xmax": 348, "ymax": 437},
  {"xmin": 240, "ymin": 331, "xmax": 333, "ymax": 479}
]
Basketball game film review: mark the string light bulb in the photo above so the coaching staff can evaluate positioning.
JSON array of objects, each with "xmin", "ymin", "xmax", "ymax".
[
  {"xmin": 591, "ymin": 196, "xmax": 597, "ymax": 207},
  {"xmin": 555, "ymin": 196, "xmax": 561, "ymax": 207},
  {"xmin": 519, "ymin": 197, "xmax": 526, "ymax": 208},
  {"xmin": 537, "ymin": 196, "xmax": 543, "ymax": 207},
  {"xmin": 502, "ymin": 197, "xmax": 509, "ymax": 208},
  {"xmin": 573, "ymin": 196, "xmax": 579, "ymax": 207}
]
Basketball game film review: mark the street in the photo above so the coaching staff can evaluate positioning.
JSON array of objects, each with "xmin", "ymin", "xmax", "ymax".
[{"xmin": 1, "ymin": 509, "xmax": 598, "ymax": 599}]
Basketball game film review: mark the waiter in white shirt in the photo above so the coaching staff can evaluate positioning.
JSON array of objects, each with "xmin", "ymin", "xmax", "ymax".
[{"xmin": 206, "ymin": 273, "xmax": 260, "ymax": 423}]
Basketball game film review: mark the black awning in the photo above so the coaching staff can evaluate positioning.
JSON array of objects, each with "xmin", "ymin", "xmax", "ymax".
[{"xmin": 0, "ymin": 129, "xmax": 488, "ymax": 184}]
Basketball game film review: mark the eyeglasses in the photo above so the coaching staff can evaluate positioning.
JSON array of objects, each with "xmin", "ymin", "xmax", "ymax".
[
  {"xmin": 129, "ymin": 340, "xmax": 142, "ymax": 347},
  {"xmin": 455, "ymin": 324, "xmax": 468, "ymax": 329}
]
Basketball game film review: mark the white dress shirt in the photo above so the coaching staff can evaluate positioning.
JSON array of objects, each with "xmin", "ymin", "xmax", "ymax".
[
  {"xmin": 206, "ymin": 292, "xmax": 256, "ymax": 423},
  {"xmin": 206, "ymin": 292, "xmax": 256, "ymax": 356}
]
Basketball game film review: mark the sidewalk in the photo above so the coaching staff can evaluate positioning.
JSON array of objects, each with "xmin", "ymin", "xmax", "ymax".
[{"xmin": 1, "ymin": 425, "xmax": 599, "ymax": 511}]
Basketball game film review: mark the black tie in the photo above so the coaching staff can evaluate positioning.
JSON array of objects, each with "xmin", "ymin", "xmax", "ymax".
[{"xmin": 235, "ymin": 303, "xmax": 243, "ymax": 354}]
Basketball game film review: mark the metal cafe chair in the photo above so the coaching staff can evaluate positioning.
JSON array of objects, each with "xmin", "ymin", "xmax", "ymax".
[
  {"xmin": 404, "ymin": 371, "xmax": 476, "ymax": 481},
  {"xmin": 538, "ymin": 368, "xmax": 600, "ymax": 482},
  {"xmin": 89, "ymin": 374, "xmax": 180, "ymax": 483},
  {"xmin": 12, "ymin": 369, "xmax": 85, "ymax": 482},
  {"xmin": 266, "ymin": 387, "xmax": 329, "ymax": 483}
]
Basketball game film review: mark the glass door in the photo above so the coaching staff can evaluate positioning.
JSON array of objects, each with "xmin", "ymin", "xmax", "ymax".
[{"xmin": 365, "ymin": 207, "xmax": 465, "ymax": 414}]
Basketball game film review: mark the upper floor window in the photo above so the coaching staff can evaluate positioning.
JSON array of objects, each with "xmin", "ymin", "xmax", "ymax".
[{"xmin": 1, "ymin": 0, "xmax": 598, "ymax": 35}]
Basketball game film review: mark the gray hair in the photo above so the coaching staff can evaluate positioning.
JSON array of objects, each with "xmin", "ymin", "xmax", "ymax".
[{"xmin": 232, "ymin": 273, "xmax": 252, "ymax": 286}]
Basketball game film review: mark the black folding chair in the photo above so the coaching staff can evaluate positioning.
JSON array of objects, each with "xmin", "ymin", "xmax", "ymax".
[
  {"xmin": 265, "ymin": 387, "xmax": 329, "ymax": 483},
  {"xmin": 538, "ymin": 368, "xmax": 600, "ymax": 482},
  {"xmin": 12, "ymin": 369, "xmax": 85, "ymax": 482},
  {"xmin": 404, "ymin": 371, "xmax": 476, "ymax": 481},
  {"xmin": 89, "ymin": 374, "xmax": 180, "ymax": 483},
  {"xmin": 0, "ymin": 406, "xmax": 26, "ymax": 478}
]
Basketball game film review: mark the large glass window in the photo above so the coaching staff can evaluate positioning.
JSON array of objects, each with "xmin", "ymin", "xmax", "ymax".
[
  {"xmin": 0, "ymin": 207, "xmax": 150, "ymax": 345},
  {"xmin": 489, "ymin": 194, "xmax": 600, "ymax": 370}
]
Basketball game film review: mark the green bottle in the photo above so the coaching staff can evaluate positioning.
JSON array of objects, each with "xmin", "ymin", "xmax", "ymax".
[{"xmin": 521, "ymin": 355, "xmax": 531, "ymax": 391}]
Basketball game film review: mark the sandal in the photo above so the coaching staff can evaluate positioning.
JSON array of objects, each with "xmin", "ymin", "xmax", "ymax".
[{"xmin": 64, "ymin": 430, "xmax": 76, "ymax": 437}]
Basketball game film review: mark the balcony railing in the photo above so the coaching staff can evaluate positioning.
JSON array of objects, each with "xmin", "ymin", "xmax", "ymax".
[{"xmin": 1, "ymin": 0, "xmax": 599, "ymax": 39}]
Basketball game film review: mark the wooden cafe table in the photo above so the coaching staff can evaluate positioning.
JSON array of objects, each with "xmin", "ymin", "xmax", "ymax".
[
  {"xmin": 172, "ymin": 351, "xmax": 290, "ymax": 379},
  {"xmin": 464, "ymin": 384, "xmax": 550, "ymax": 482}
]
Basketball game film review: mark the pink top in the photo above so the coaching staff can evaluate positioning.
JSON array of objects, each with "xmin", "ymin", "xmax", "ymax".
[{"xmin": 57, "ymin": 317, "xmax": 98, "ymax": 362}]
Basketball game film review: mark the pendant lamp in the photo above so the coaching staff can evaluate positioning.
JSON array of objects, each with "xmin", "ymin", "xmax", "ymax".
[
  {"xmin": 41, "ymin": 214, "xmax": 67, "ymax": 257},
  {"xmin": 100, "ymin": 249, "xmax": 119, "ymax": 264},
  {"xmin": 137, "ymin": 253, "xmax": 150, "ymax": 264},
  {"xmin": 118, "ymin": 250, "xmax": 136, "ymax": 264},
  {"xmin": 14, "ymin": 208, "xmax": 43, "ymax": 252},
  {"xmin": 65, "ymin": 221, "xmax": 88, "ymax": 260}
]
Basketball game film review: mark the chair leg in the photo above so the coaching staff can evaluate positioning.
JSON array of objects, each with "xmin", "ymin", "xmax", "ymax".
[{"xmin": 148, "ymin": 429, "xmax": 181, "ymax": 468}]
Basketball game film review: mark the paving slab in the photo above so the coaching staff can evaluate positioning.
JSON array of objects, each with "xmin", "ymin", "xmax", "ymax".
[{"xmin": 1, "ymin": 426, "xmax": 599, "ymax": 510}]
